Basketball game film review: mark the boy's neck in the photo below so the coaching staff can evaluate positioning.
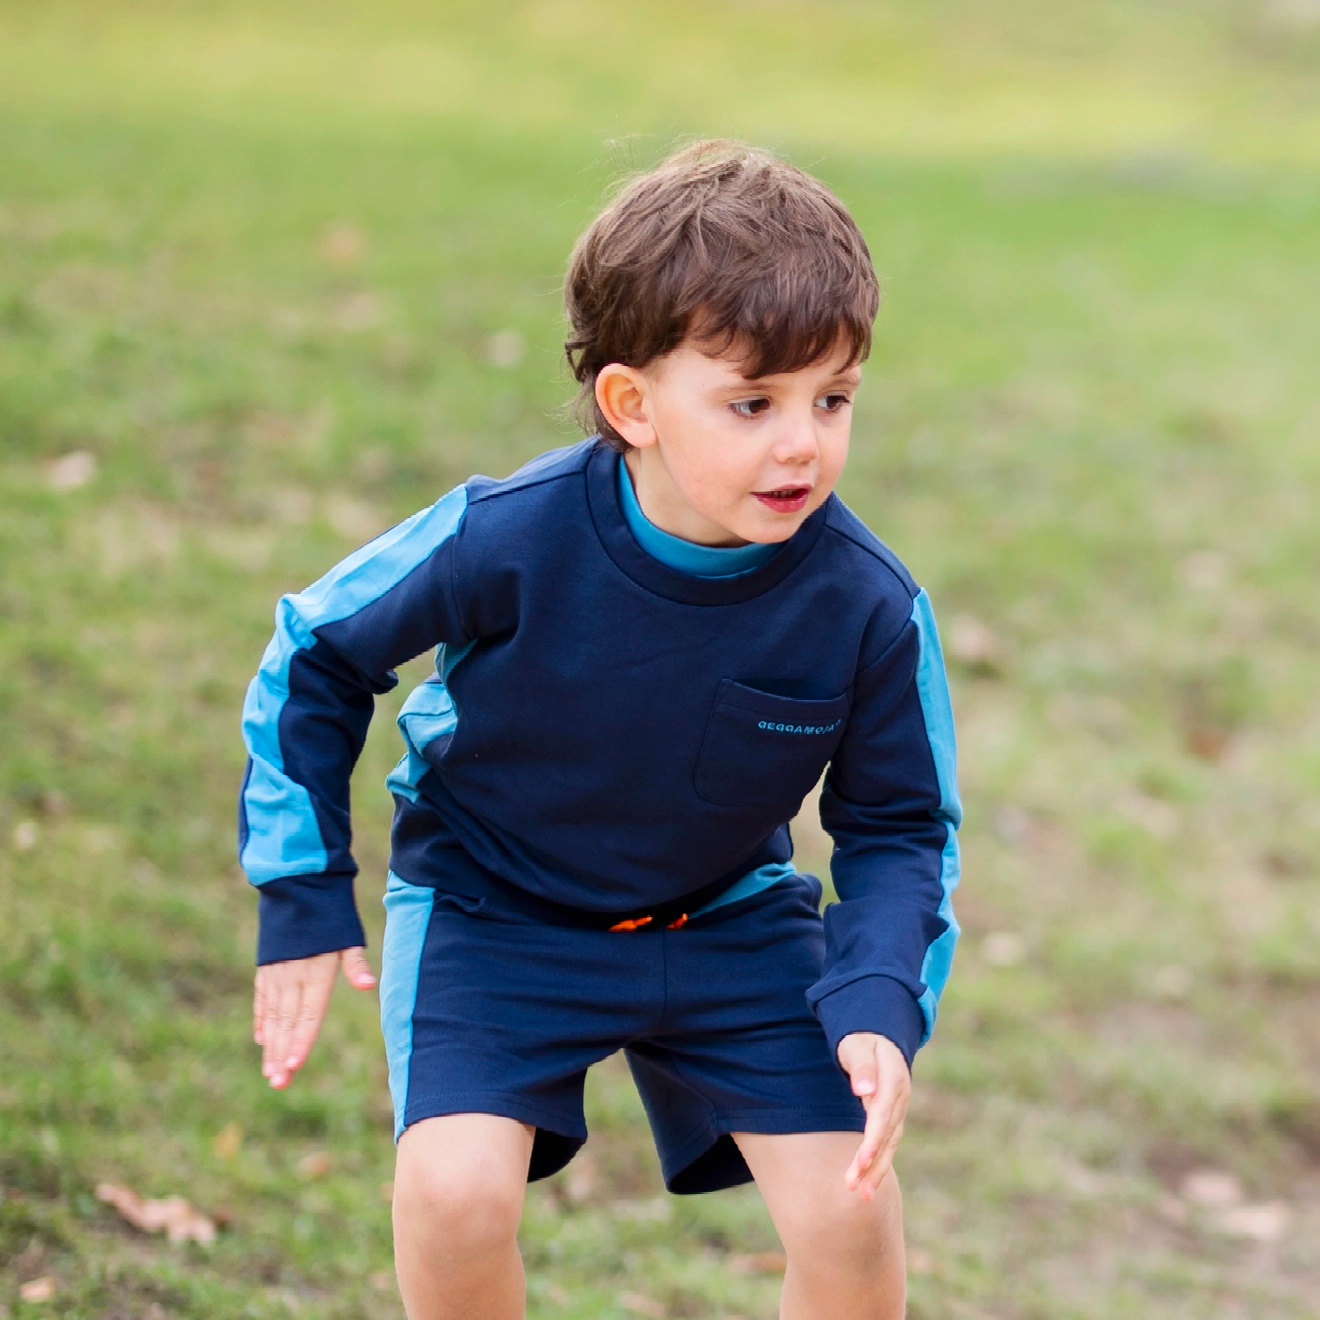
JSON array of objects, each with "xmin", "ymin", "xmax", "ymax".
[{"xmin": 622, "ymin": 447, "xmax": 751, "ymax": 548}]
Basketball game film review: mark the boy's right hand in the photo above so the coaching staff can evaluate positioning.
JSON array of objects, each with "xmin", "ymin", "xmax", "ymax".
[{"xmin": 253, "ymin": 948, "xmax": 376, "ymax": 1088}]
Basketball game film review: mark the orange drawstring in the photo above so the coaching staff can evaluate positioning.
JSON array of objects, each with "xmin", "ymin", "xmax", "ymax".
[
  {"xmin": 608, "ymin": 912, "xmax": 689, "ymax": 932},
  {"xmin": 608, "ymin": 915, "xmax": 653, "ymax": 932}
]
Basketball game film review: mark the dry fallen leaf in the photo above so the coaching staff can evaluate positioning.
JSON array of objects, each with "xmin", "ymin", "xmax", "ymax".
[
  {"xmin": 484, "ymin": 329, "xmax": 525, "ymax": 368},
  {"xmin": 212, "ymin": 1122, "xmax": 242, "ymax": 1159},
  {"xmin": 562, "ymin": 1153, "xmax": 597, "ymax": 1205},
  {"xmin": 1179, "ymin": 1169, "xmax": 1243, "ymax": 1210},
  {"xmin": 46, "ymin": 451, "xmax": 97, "ymax": 491},
  {"xmin": 95, "ymin": 1182, "xmax": 217, "ymax": 1244},
  {"xmin": 1185, "ymin": 726, "xmax": 1229, "ymax": 761},
  {"xmin": 618, "ymin": 1292, "xmax": 666, "ymax": 1318},
  {"xmin": 1115, "ymin": 790, "xmax": 1179, "ymax": 840},
  {"xmin": 19, "ymin": 1277, "xmax": 57, "ymax": 1302},
  {"xmin": 908, "ymin": 1246, "xmax": 936, "ymax": 1275},
  {"xmin": 611, "ymin": 1196, "xmax": 670, "ymax": 1221},
  {"xmin": 296, "ymin": 1151, "xmax": 332, "ymax": 1180},
  {"xmin": 947, "ymin": 614, "xmax": 1007, "ymax": 675},
  {"xmin": 318, "ymin": 223, "xmax": 367, "ymax": 265},
  {"xmin": 727, "ymin": 1250, "xmax": 788, "ymax": 1275},
  {"xmin": 323, "ymin": 495, "xmax": 384, "ymax": 542},
  {"xmin": 993, "ymin": 806, "xmax": 1033, "ymax": 844},
  {"xmin": 1152, "ymin": 964, "xmax": 1193, "ymax": 1000},
  {"xmin": 1214, "ymin": 1201, "xmax": 1291, "ymax": 1242},
  {"xmin": 981, "ymin": 931, "xmax": 1025, "ymax": 967},
  {"xmin": 331, "ymin": 292, "xmax": 384, "ymax": 332},
  {"xmin": 1178, "ymin": 550, "xmax": 1228, "ymax": 593}
]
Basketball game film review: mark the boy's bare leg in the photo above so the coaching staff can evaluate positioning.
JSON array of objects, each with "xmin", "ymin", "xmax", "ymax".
[
  {"xmin": 393, "ymin": 1113, "xmax": 535, "ymax": 1320},
  {"xmin": 733, "ymin": 1131, "xmax": 905, "ymax": 1320}
]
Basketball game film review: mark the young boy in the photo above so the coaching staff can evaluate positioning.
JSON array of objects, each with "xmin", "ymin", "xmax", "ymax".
[{"xmin": 241, "ymin": 141, "xmax": 960, "ymax": 1320}]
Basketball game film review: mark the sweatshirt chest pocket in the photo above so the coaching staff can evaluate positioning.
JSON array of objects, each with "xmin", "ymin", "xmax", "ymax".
[{"xmin": 694, "ymin": 679, "xmax": 851, "ymax": 811}]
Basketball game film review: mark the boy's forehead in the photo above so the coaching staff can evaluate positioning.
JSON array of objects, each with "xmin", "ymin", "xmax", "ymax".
[{"xmin": 692, "ymin": 337, "xmax": 861, "ymax": 384}]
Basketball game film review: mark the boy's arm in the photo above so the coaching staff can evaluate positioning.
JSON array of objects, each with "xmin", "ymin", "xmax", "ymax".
[
  {"xmin": 239, "ymin": 486, "xmax": 472, "ymax": 965},
  {"xmin": 806, "ymin": 587, "xmax": 962, "ymax": 1071}
]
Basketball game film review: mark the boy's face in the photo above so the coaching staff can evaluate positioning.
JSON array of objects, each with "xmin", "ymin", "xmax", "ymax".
[{"xmin": 601, "ymin": 337, "xmax": 860, "ymax": 547}]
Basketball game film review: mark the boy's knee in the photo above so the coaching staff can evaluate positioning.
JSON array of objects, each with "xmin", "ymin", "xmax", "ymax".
[
  {"xmin": 780, "ymin": 1171, "xmax": 904, "ymax": 1282},
  {"xmin": 393, "ymin": 1116, "xmax": 530, "ymax": 1258}
]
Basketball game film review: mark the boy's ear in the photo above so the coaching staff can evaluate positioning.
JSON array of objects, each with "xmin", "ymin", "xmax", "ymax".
[{"xmin": 595, "ymin": 364, "xmax": 658, "ymax": 449}]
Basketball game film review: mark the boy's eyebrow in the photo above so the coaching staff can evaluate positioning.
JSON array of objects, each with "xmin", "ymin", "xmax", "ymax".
[{"xmin": 714, "ymin": 364, "xmax": 864, "ymax": 392}]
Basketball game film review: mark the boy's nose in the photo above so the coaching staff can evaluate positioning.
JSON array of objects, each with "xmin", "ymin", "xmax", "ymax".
[{"xmin": 772, "ymin": 416, "xmax": 820, "ymax": 465}]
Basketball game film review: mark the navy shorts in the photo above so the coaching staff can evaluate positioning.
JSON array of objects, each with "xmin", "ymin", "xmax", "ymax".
[{"xmin": 379, "ymin": 868, "xmax": 865, "ymax": 1195}]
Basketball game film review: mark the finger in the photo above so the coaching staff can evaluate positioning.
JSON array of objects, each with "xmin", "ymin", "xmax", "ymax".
[
  {"xmin": 253, "ymin": 972, "xmax": 266, "ymax": 1046},
  {"xmin": 285, "ymin": 967, "xmax": 335, "ymax": 1074},
  {"xmin": 840, "ymin": 1037, "xmax": 880, "ymax": 1101},
  {"xmin": 341, "ymin": 947, "xmax": 376, "ymax": 990},
  {"xmin": 263, "ymin": 975, "xmax": 289, "ymax": 1082},
  {"xmin": 845, "ymin": 1085, "xmax": 894, "ymax": 1192},
  {"xmin": 260, "ymin": 974, "xmax": 283, "ymax": 1079},
  {"xmin": 268, "ymin": 977, "xmax": 301, "ymax": 1089},
  {"xmin": 861, "ymin": 1117, "xmax": 905, "ymax": 1198},
  {"xmin": 844, "ymin": 1042, "xmax": 907, "ymax": 1191},
  {"xmin": 854, "ymin": 1073, "xmax": 909, "ymax": 1199}
]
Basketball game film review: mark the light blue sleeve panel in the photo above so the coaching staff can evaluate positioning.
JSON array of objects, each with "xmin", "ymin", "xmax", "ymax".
[
  {"xmin": 910, "ymin": 588, "xmax": 963, "ymax": 1040},
  {"xmin": 239, "ymin": 485, "xmax": 469, "ymax": 886},
  {"xmin": 385, "ymin": 639, "xmax": 475, "ymax": 804},
  {"xmin": 238, "ymin": 759, "xmax": 330, "ymax": 883}
]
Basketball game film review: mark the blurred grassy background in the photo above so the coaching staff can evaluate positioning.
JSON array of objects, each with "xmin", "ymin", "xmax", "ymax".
[{"xmin": 2, "ymin": 1, "xmax": 1319, "ymax": 1317}]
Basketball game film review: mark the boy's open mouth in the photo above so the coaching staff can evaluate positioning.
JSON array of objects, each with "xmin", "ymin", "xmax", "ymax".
[{"xmin": 752, "ymin": 485, "xmax": 811, "ymax": 513}]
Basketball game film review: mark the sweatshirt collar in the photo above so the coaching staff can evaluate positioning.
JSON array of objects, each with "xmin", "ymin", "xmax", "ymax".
[
  {"xmin": 614, "ymin": 454, "xmax": 780, "ymax": 579},
  {"xmin": 585, "ymin": 441, "xmax": 827, "ymax": 605}
]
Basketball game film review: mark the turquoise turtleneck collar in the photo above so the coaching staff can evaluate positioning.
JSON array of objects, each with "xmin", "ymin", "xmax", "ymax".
[{"xmin": 616, "ymin": 455, "xmax": 781, "ymax": 579}]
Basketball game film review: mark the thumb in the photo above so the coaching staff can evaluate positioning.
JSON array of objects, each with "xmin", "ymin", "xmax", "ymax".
[
  {"xmin": 340, "ymin": 947, "xmax": 377, "ymax": 990},
  {"xmin": 838, "ymin": 1033, "xmax": 879, "ymax": 1099}
]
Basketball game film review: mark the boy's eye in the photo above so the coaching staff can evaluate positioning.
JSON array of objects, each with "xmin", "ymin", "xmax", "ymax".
[
  {"xmin": 730, "ymin": 398, "xmax": 771, "ymax": 418},
  {"xmin": 816, "ymin": 392, "xmax": 852, "ymax": 412}
]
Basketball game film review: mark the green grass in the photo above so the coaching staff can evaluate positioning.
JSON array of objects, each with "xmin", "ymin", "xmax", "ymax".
[{"xmin": 2, "ymin": 2, "xmax": 1320, "ymax": 1316}]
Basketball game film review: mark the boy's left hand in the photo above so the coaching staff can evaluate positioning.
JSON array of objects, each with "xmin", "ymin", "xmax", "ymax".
[
  {"xmin": 836, "ymin": 1031, "xmax": 911, "ymax": 1199},
  {"xmin": 253, "ymin": 947, "xmax": 376, "ymax": 1089}
]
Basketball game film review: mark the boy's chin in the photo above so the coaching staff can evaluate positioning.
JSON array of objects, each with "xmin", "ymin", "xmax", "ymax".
[
  {"xmin": 712, "ymin": 495, "xmax": 821, "ymax": 545},
  {"xmin": 738, "ymin": 510, "xmax": 814, "ymax": 544}
]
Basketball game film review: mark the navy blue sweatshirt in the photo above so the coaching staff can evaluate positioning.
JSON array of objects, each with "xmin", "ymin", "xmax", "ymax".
[{"xmin": 239, "ymin": 439, "xmax": 961, "ymax": 1065}]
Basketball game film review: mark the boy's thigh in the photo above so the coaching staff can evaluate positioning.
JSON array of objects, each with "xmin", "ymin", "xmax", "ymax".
[{"xmin": 733, "ymin": 1131, "xmax": 903, "ymax": 1243}]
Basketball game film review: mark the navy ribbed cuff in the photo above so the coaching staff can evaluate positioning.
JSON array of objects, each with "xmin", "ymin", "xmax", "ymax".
[
  {"xmin": 812, "ymin": 973, "xmax": 925, "ymax": 1070},
  {"xmin": 256, "ymin": 872, "xmax": 366, "ymax": 965}
]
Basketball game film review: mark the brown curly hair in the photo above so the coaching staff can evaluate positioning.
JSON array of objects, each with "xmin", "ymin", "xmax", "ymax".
[{"xmin": 564, "ymin": 140, "xmax": 880, "ymax": 451}]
